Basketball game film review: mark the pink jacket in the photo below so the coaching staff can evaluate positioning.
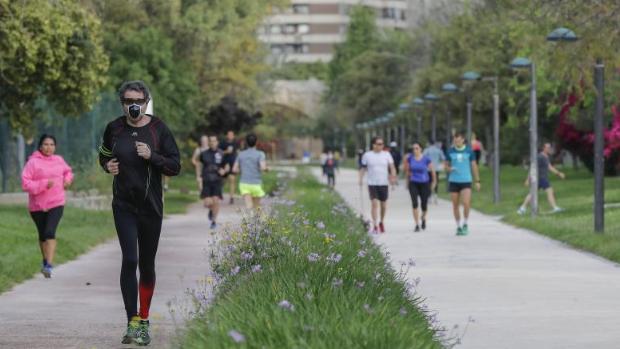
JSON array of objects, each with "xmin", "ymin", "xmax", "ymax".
[{"xmin": 21, "ymin": 151, "xmax": 74, "ymax": 212}]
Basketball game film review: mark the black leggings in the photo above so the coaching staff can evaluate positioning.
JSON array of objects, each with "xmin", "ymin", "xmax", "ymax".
[
  {"xmin": 408, "ymin": 182, "xmax": 430, "ymax": 211},
  {"xmin": 327, "ymin": 174, "xmax": 335, "ymax": 187},
  {"xmin": 30, "ymin": 206, "xmax": 64, "ymax": 241},
  {"xmin": 112, "ymin": 205, "xmax": 162, "ymax": 321}
]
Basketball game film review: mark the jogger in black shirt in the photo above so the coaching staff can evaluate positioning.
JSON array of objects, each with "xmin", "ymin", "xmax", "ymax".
[{"xmin": 98, "ymin": 80, "xmax": 180, "ymax": 346}]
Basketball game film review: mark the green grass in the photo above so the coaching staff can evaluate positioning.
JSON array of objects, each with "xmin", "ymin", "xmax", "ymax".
[
  {"xmin": 441, "ymin": 165, "xmax": 620, "ymax": 262},
  {"xmin": 0, "ymin": 205, "xmax": 116, "ymax": 294},
  {"xmin": 181, "ymin": 170, "xmax": 443, "ymax": 348}
]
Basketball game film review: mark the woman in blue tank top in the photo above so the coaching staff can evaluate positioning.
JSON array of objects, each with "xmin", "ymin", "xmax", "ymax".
[{"xmin": 404, "ymin": 141, "xmax": 437, "ymax": 232}]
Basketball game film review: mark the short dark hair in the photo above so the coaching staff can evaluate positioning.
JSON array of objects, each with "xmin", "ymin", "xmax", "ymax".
[
  {"xmin": 371, "ymin": 136, "xmax": 383, "ymax": 145},
  {"xmin": 38, "ymin": 134, "xmax": 56, "ymax": 149},
  {"xmin": 246, "ymin": 133, "xmax": 258, "ymax": 147},
  {"xmin": 118, "ymin": 80, "xmax": 151, "ymax": 101},
  {"xmin": 453, "ymin": 130, "xmax": 465, "ymax": 138}
]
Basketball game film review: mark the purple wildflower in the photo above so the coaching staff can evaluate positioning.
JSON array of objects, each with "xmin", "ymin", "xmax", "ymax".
[
  {"xmin": 307, "ymin": 252, "xmax": 320, "ymax": 262},
  {"xmin": 357, "ymin": 250, "xmax": 367, "ymax": 258},
  {"xmin": 399, "ymin": 307, "xmax": 408, "ymax": 316},
  {"xmin": 326, "ymin": 253, "xmax": 342, "ymax": 263},
  {"xmin": 230, "ymin": 266, "xmax": 240, "ymax": 276},
  {"xmin": 408, "ymin": 258, "xmax": 416, "ymax": 267},
  {"xmin": 228, "ymin": 329, "xmax": 245, "ymax": 343},
  {"xmin": 332, "ymin": 278, "xmax": 343, "ymax": 288},
  {"xmin": 241, "ymin": 251, "xmax": 254, "ymax": 260},
  {"xmin": 278, "ymin": 300, "xmax": 295, "ymax": 311},
  {"xmin": 356, "ymin": 281, "xmax": 365, "ymax": 289},
  {"xmin": 251, "ymin": 265, "xmax": 262, "ymax": 273}
]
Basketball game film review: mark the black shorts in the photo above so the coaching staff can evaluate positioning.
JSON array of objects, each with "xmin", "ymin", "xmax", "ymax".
[
  {"xmin": 201, "ymin": 180, "xmax": 223, "ymax": 199},
  {"xmin": 538, "ymin": 178, "xmax": 551, "ymax": 190},
  {"xmin": 448, "ymin": 182, "xmax": 471, "ymax": 193},
  {"xmin": 30, "ymin": 205, "xmax": 64, "ymax": 241},
  {"xmin": 368, "ymin": 185, "xmax": 389, "ymax": 202}
]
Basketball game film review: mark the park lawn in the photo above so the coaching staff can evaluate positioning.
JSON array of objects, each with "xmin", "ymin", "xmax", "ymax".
[
  {"xmin": 0, "ymin": 205, "xmax": 116, "ymax": 294},
  {"xmin": 181, "ymin": 170, "xmax": 443, "ymax": 348},
  {"xmin": 443, "ymin": 165, "xmax": 620, "ymax": 262}
]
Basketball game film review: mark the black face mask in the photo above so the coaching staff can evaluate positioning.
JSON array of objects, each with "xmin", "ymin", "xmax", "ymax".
[{"xmin": 128, "ymin": 104, "xmax": 142, "ymax": 119}]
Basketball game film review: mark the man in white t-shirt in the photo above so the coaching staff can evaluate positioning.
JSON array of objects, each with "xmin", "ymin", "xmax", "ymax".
[{"xmin": 359, "ymin": 136, "xmax": 397, "ymax": 234}]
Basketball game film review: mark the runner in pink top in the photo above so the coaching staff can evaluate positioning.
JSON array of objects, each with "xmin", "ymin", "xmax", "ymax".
[{"xmin": 21, "ymin": 134, "xmax": 73, "ymax": 278}]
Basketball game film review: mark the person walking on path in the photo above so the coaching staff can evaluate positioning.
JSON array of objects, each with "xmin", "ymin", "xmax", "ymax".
[
  {"xmin": 517, "ymin": 142, "xmax": 565, "ymax": 215},
  {"xmin": 389, "ymin": 141, "xmax": 402, "ymax": 176},
  {"xmin": 444, "ymin": 131, "xmax": 481, "ymax": 236},
  {"xmin": 21, "ymin": 134, "xmax": 73, "ymax": 278},
  {"xmin": 98, "ymin": 80, "xmax": 181, "ymax": 346},
  {"xmin": 359, "ymin": 136, "xmax": 397, "ymax": 234},
  {"xmin": 219, "ymin": 130, "xmax": 239, "ymax": 205},
  {"xmin": 471, "ymin": 132, "xmax": 484, "ymax": 165},
  {"xmin": 423, "ymin": 139, "xmax": 445, "ymax": 203},
  {"xmin": 322, "ymin": 150, "xmax": 339, "ymax": 188},
  {"xmin": 198, "ymin": 135, "xmax": 229, "ymax": 229},
  {"xmin": 404, "ymin": 141, "xmax": 437, "ymax": 232},
  {"xmin": 233, "ymin": 133, "xmax": 268, "ymax": 210}
]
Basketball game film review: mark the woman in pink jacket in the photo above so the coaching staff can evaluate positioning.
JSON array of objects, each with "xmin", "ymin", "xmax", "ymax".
[{"xmin": 21, "ymin": 134, "xmax": 73, "ymax": 278}]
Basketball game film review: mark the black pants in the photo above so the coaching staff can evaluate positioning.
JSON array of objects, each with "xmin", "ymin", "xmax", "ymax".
[
  {"xmin": 327, "ymin": 174, "xmax": 335, "ymax": 187},
  {"xmin": 408, "ymin": 182, "xmax": 430, "ymax": 211},
  {"xmin": 112, "ymin": 205, "xmax": 162, "ymax": 321},
  {"xmin": 30, "ymin": 206, "xmax": 64, "ymax": 241}
]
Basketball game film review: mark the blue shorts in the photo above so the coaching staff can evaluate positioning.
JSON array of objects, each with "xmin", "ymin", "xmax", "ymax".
[{"xmin": 538, "ymin": 178, "xmax": 551, "ymax": 190}]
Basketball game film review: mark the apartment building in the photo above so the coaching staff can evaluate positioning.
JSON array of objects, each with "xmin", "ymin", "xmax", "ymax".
[{"xmin": 258, "ymin": 1, "xmax": 415, "ymax": 63}]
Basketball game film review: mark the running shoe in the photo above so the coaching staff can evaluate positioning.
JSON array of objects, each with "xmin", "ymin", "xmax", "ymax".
[
  {"xmin": 552, "ymin": 207, "xmax": 564, "ymax": 214},
  {"xmin": 41, "ymin": 264, "xmax": 52, "ymax": 278},
  {"xmin": 421, "ymin": 219, "xmax": 426, "ymax": 230},
  {"xmin": 456, "ymin": 226, "xmax": 466, "ymax": 236},
  {"xmin": 229, "ymin": 197, "xmax": 234, "ymax": 205},
  {"xmin": 208, "ymin": 209, "xmax": 213, "ymax": 221},
  {"xmin": 371, "ymin": 225, "xmax": 379, "ymax": 234},
  {"xmin": 210, "ymin": 221, "xmax": 217, "ymax": 230},
  {"xmin": 379, "ymin": 222, "xmax": 385, "ymax": 233},
  {"xmin": 134, "ymin": 319, "xmax": 151, "ymax": 346},
  {"xmin": 517, "ymin": 207, "xmax": 526, "ymax": 215},
  {"xmin": 121, "ymin": 317, "xmax": 140, "ymax": 344},
  {"xmin": 462, "ymin": 224, "xmax": 469, "ymax": 235},
  {"xmin": 414, "ymin": 225, "xmax": 420, "ymax": 232}
]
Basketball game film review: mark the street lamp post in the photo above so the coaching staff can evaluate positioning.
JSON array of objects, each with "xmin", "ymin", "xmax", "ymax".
[
  {"xmin": 399, "ymin": 103, "xmax": 410, "ymax": 155},
  {"xmin": 441, "ymin": 83, "xmax": 459, "ymax": 148},
  {"xmin": 413, "ymin": 97, "xmax": 425, "ymax": 141},
  {"xmin": 511, "ymin": 57, "xmax": 538, "ymax": 217},
  {"xmin": 424, "ymin": 93, "xmax": 440, "ymax": 142},
  {"xmin": 548, "ymin": 27, "xmax": 603, "ymax": 233},
  {"xmin": 462, "ymin": 71, "xmax": 481, "ymax": 144},
  {"xmin": 481, "ymin": 76, "xmax": 501, "ymax": 203}
]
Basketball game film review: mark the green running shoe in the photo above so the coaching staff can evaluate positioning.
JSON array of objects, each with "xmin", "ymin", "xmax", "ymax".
[
  {"xmin": 462, "ymin": 224, "xmax": 469, "ymax": 235},
  {"xmin": 134, "ymin": 319, "xmax": 151, "ymax": 346},
  {"xmin": 456, "ymin": 227, "xmax": 464, "ymax": 236},
  {"xmin": 121, "ymin": 317, "xmax": 140, "ymax": 344}
]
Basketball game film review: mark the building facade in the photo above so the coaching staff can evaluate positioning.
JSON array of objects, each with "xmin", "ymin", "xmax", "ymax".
[{"xmin": 259, "ymin": 0, "xmax": 414, "ymax": 63}]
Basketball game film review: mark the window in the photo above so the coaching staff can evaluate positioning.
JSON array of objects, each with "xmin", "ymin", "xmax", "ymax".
[
  {"xmin": 292, "ymin": 4, "xmax": 309, "ymax": 14},
  {"xmin": 382, "ymin": 7, "xmax": 396, "ymax": 19},
  {"xmin": 270, "ymin": 25, "xmax": 282, "ymax": 34},
  {"xmin": 297, "ymin": 24, "xmax": 310, "ymax": 34},
  {"xmin": 284, "ymin": 24, "xmax": 297, "ymax": 34}
]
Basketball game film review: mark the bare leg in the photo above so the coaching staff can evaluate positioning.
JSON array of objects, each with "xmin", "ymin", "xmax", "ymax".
[
  {"xmin": 520, "ymin": 193, "xmax": 532, "ymax": 208},
  {"xmin": 211, "ymin": 197, "xmax": 221, "ymax": 222},
  {"xmin": 228, "ymin": 175, "xmax": 236, "ymax": 202},
  {"xmin": 546, "ymin": 188, "xmax": 558, "ymax": 208},
  {"xmin": 44, "ymin": 239, "xmax": 57, "ymax": 265},
  {"xmin": 244, "ymin": 194, "xmax": 253, "ymax": 210},
  {"xmin": 39, "ymin": 241, "xmax": 45, "ymax": 262},
  {"xmin": 380, "ymin": 201, "xmax": 387, "ymax": 223},
  {"xmin": 371, "ymin": 199, "xmax": 379, "ymax": 227},
  {"xmin": 461, "ymin": 188, "xmax": 472, "ymax": 220},
  {"xmin": 252, "ymin": 197, "xmax": 261, "ymax": 210},
  {"xmin": 451, "ymin": 192, "xmax": 461, "ymax": 225},
  {"xmin": 412, "ymin": 208, "xmax": 420, "ymax": 225}
]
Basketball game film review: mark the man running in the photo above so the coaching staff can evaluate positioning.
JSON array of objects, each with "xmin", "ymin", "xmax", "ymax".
[
  {"xmin": 233, "ymin": 133, "xmax": 267, "ymax": 210},
  {"xmin": 359, "ymin": 136, "xmax": 397, "ymax": 234},
  {"xmin": 423, "ymin": 139, "xmax": 445, "ymax": 203},
  {"xmin": 444, "ymin": 131, "xmax": 480, "ymax": 236},
  {"xmin": 517, "ymin": 142, "xmax": 565, "ymax": 215},
  {"xmin": 197, "ymin": 134, "xmax": 229, "ymax": 229},
  {"xmin": 98, "ymin": 80, "xmax": 181, "ymax": 346},
  {"xmin": 219, "ymin": 130, "xmax": 239, "ymax": 204},
  {"xmin": 322, "ymin": 150, "xmax": 338, "ymax": 188}
]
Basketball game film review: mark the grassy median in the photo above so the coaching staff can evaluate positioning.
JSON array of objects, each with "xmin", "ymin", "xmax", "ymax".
[
  {"xmin": 444, "ymin": 165, "xmax": 620, "ymax": 262},
  {"xmin": 181, "ymin": 170, "xmax": 443, "ymax": 348}
]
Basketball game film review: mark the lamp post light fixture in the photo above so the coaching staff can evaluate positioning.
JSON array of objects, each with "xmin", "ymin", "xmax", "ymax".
[
  {"xmin": 441, "ymin": 83, "xmax": 459, "ymax": 147},
  {"xmin": 511, "ymin": 57, "xmax": 538, "ymax": 217},
  {"xmin": 549, "ymin": 27, "xmax": 603, "ymax": 233},
  {"xmin": 413, "ymin": 97, "xmax": 425, "ymax": 141},
  {"xmin": 461, "ymin": 71, "xmax": 481, "ymax": 144},
  {"xmin": 424, "ymin": 93, "xmax": 440, "ymax": 142}
]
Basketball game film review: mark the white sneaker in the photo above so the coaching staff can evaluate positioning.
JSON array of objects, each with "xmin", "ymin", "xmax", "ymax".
[
  {"xmin": 552, "ymin": 207, "xmax": 564, "ymax": 213},
  {"xmin": 517, "ymin": 207, "xmax": 526, "ymax": 215}
]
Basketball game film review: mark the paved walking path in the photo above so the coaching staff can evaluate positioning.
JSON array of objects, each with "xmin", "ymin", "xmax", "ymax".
[
  {"xmin": 318, "ymin": 168, "xmax": 620, "ymax": 349},
  {"xmin": 0, "ymin": 200, "xmax": 243, "ymax": 349}
]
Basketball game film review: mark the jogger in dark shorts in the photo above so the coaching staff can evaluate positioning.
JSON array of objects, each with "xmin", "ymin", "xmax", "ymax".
[
  {"xmin": 445, "ymin": 131, "xmax": 480, "ymax": 236},
  {"xmin": 404, "ymin": 141, "xmax": 437, "ymax": 232},
  {"xmin": 99, "ymin": 80, "xmax": 180, "ymax": 346},
  {"xmin": 359, "ymin": 136, "xmax": 397, "ymax": 234},
  {"xmin": 518, "ymin": 143, "xmax": 565, "ymax": 215},
  {"xmin": 198, "ymin": 134, "xmax": 229, "ymax": 229}
]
